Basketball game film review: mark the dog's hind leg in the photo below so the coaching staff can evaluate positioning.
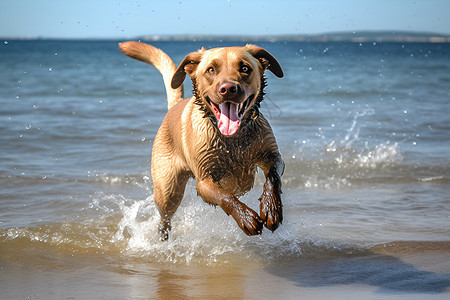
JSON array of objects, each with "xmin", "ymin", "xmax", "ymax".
[{"xmin": 152, "ymin": 169, "xmax": 190, "ymax": 240}]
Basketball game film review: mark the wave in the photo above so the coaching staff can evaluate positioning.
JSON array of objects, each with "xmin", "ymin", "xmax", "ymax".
[
  {"xmin": 0, "ymin": 191, "xmax": 371, "ymax": 266},
  {"xmin": 93, "ymin": 172, "xmax": 151, "ymax": 187},
  {"xmin": 1, "ymin": 178, "xmax": 449, "ymax": 267},
  {"xmin": 284, "ymin": 136, "xmax": 450, "ymax": 189},
  {"xmin": 283, "ymin": 144, "xmax": 450, "ymax": 191},
  {"xmin": 284, "ymin": 141, "xmax": 399, "ymax": 190},
  {"xmin": 2, "ymin": 191, "xmax": 449, "ymax": 267},
  {"xmin": 279, "ymin": 106, "xmax": 450, "ymax": 190},
  {"xmin": 2, "ymin": 133, "xmax": 447, "ymax": 197}
]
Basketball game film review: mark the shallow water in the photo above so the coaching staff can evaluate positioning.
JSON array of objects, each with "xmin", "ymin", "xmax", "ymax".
[{"xmin": 1, "ymin": 39, "xmax": 449, "ymax": 298}]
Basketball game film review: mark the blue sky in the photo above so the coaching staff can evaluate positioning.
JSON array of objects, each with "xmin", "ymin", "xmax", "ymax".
[{"xmin": 1, "ymin": 0, "xmax": 449, "ymax": 38}]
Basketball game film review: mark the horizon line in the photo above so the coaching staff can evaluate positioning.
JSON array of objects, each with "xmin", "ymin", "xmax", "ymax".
[{"xmin": 2, "ymin": 30, "xmax": 450, "ymax": 43}]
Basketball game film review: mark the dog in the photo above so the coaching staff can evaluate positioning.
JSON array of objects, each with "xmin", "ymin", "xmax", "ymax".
[{"xmin": 119, "ymin": 41, "xmax": 284, "ymax": 240}]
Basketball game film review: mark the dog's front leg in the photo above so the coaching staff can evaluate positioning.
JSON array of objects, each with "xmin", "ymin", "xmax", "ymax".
[
  {"xmin": 259, "ymin": 155, "xmax": 284, "ymax": 232},
  {"xmin": 196, "ymin": 177, "xmax": 263, "ymax": 236}
]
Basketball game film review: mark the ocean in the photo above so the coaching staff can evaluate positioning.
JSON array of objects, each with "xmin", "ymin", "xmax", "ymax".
[{"xmin": 1, "ymin": 39, "xmax": 449, "ymax": 299}]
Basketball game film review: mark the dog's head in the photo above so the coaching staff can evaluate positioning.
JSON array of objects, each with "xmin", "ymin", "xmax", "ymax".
[{"xmin": 171, "ymin": 45, "xmax": 283, "ymax": 136}]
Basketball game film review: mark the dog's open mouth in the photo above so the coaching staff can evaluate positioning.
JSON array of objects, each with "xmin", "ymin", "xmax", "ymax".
[{"xmin": 209, "ymin": 96, "xmax": 253, "ymax": 136}]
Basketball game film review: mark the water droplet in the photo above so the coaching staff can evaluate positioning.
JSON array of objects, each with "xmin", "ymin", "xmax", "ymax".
[{"xmin": 25, "ymin": 124, "xmax": 31, "ymax": 129}]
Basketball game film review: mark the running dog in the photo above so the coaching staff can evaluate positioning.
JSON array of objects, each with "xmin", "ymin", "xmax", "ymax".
[{"xmin": 119, "ymin": 41, "xmax": 284, "ymax": 240}]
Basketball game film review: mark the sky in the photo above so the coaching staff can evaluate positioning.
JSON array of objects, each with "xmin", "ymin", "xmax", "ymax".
[{"xmin": 1, "ymin": 0, "xmax": 449, "ymax": 39}]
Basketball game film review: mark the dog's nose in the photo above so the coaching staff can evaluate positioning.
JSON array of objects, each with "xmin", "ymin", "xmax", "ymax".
[{"xmin": 219, "ymin": 82, "xmax": 239, "ymax": 97}]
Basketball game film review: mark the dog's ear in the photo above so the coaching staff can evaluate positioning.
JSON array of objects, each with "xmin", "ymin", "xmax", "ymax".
[
  {"xmin": 171, "ymin": 52, "xmax": 203, "ymax": 89},
  {"xmin": 246, "ymin": 44, "xmax": 284, "ymax": 78}
]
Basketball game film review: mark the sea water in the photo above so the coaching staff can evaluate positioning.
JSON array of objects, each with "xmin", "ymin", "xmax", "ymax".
[{"xmin": 1, "ymin": 40, "xmax": 449, "ymax": 298}]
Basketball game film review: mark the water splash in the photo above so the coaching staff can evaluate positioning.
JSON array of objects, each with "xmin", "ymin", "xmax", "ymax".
[
  {"xmin": 341, "ymin": 108, "xmax": 375, "ymax": 149},
  {"xmin": 332, "ymin": 108, "xmax": 401, "ymax": 171},
  {"xmin": 83, "ymin": 191, "xmax": 359, "ymax": 265},
  {"xmin": 288, "ymin": 108, "xmax": 402, "ymax": 190}
]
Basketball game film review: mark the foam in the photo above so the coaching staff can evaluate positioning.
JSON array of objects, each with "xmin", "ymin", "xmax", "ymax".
[
  {"xmin": 90, "ymin": 191, "xmax": 363, "ymax": 265},
  {"xmin": 286, "ymin": 108, "xmax": 403, "ymax": 190}
]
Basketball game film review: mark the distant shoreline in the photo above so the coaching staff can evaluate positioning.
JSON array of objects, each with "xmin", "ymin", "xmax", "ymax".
[
  {"xmin": 2, "ymin": 31, "xmax": 449, "ymax": 43},
  {"xmin": 138, "ymin": 31, "xmax": 450, "ymax": 43}
]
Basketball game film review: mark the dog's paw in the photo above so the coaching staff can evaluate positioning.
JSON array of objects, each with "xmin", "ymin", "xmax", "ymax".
[
  {"xmin": 159, "ymin": 219, "xmax": 171, "ymax": 241},
  {"xmin": 259, "ymin": 181, "xmax": 283, "ymax": 232},
  {"xmin": 232, "ymin": 202, "xmax": 263, "ymax": 236}
]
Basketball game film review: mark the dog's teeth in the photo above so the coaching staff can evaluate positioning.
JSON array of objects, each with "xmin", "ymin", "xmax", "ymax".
[{"xmin": 238, "ymin": 102, "xmax": 245, "ymax": 116}]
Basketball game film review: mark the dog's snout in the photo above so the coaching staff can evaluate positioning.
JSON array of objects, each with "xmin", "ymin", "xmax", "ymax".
[{"xmin": 219, "ymin": 82, "xmax": 239, "ymax": 97}]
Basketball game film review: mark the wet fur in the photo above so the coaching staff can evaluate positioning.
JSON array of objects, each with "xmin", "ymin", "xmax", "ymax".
[{"xmin": 119, "ymin": 42, "xmax": 285, "ymax": 240}]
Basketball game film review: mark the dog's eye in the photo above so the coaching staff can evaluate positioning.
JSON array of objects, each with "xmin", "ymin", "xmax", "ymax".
[
  {"xmin": 206, "ymin": 67, "xmax": 215, "ymax": 75},
  {"xmin": 240, "ymin": 65, "xmax": 252, "ymax": 74}
]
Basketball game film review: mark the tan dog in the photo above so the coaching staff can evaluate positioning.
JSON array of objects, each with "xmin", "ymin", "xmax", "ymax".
[{"xmin": 119, "ymin": 41, "xmax": 284, "ymax": 240}]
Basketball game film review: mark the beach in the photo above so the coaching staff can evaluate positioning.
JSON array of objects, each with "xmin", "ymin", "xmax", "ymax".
[{"xmin": 1, "ymin": 39, "xmax": 449, "ymax": 298}]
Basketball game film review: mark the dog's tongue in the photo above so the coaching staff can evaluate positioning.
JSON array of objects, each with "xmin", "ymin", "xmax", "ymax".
[{"xmin": 216, "ymin": 102, "xmax": 241, "ymax": 136}]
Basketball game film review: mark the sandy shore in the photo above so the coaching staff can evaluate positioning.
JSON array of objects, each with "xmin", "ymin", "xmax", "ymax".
[{"xmin": 1, "ymin": 240, "xmax": 449, "ymax": 299}]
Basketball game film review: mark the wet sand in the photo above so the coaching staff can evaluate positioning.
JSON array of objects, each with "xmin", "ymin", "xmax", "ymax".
[{"xmin": 1, "ymin": 241, "xmax": 449, "ymax": 299}]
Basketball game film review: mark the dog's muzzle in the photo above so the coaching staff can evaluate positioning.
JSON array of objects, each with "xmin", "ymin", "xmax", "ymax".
[{"xmin": 209, "ymin": 94, "xmax": 254, "ymax": 136}]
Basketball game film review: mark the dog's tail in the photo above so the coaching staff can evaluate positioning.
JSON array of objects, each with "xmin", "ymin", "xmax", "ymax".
[{"xmin": 119, "ymin": 41, "xmax": 183, "ymax": 110}]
